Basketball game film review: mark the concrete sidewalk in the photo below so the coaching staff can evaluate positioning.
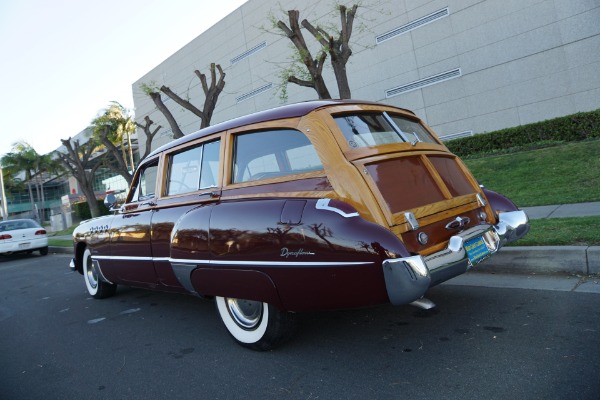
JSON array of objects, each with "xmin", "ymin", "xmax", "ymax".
[
  {"xmin": 522, "ymin": 201, "xmax": 600, "ymax": 219},
  {"xmin": 49, "ymin": 201, "xmax": 600, "ymax": 275}
]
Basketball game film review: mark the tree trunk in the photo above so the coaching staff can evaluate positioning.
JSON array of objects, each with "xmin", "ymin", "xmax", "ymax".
[
  {"xmin": 58, "ymin": 138, "xmax": 104, "ymax": 219},
  {"xmin": 80, "ymin": 172, "xmax": 100, "ymax": 218},
  {"xmin": 149, "ymin": 92, "xmax": 184, "ymax": 139},
  {"xmin": 26, "ymin": 181, "xmax": 37, "ymax": 221},
  {"xmin": 98, "ymin": 127, "xmax": 133, "ymax": 187},
  {"xmin": 331, "ymin": 62, "xmax": 351, "ymax": 99}
]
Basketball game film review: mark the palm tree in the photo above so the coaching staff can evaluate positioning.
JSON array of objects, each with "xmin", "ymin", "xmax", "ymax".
[
  {"xmin": 0, "ymin": 142, "xmax": 62, "ymax": 221},
  {"xmin": 1, "ymin": 142, "xmax": 39, "ymax": 220},
  {"xmin": 92, "ymin": 102, "xmax": 137, "ymax": 185}
]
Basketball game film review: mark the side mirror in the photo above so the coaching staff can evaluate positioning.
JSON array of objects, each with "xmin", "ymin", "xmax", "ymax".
[{"xmin": 104, "ymin": 194, "xmax": 119, "ymax": 211}]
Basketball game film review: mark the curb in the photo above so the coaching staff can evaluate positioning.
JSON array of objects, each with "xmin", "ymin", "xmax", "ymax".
[
  {"xmin": 49, "ymin": 246, "xmax": 73, "ymax": 255},
  {"xmin": 481, "ymin": 246, "xmax": 600, "ymax": 275}
]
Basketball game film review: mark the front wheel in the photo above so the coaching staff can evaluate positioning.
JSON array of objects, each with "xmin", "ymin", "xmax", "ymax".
[
  {"xmin": 82, "ymin": 248, "xmax": 116, "ymax": 299},
  {"xmin": 215, "ymin": 297, "xmax": 296, "ymax": 351}
]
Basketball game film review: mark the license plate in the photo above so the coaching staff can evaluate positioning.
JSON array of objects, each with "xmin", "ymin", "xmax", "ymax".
[
  {"xmin": 19, "ymin": 242, "xmax": 31, "ymax": 249},
  {"xmin": 464, "ymin": 236, "xmax": 490, "ymax": 265}
]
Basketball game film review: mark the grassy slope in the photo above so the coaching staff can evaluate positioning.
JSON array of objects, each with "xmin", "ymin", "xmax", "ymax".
[
  {"xmin": 519, "ymin": 216, "xmax": 600, "ymax": 246},
  {"xmin": 463, "ymin": 139, "xmax": 600, "ymax": 246},
  {"xmin": 464, "ymin": 139, "xmax": 600, "ymax": 207}
]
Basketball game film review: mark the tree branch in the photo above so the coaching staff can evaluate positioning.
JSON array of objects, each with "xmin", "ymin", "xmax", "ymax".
[
  {"xmin": 160, "ymin": 85, "xmax": 204, "ymax": 118},
  {"xmin": 288, "ymin": 76, "xmax": 315, "ymax": 88}
]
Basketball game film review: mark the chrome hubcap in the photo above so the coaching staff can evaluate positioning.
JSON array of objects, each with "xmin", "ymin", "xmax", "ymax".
[
  {"xmin": 85, "ymin": 255, "xmax": 98, "ymax": 289},
  {"xmin": 226, "ymin": 298, "xmax": 263, "ymax": 329}
]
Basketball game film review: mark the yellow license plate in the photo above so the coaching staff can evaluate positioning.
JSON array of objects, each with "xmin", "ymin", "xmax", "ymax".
[{"xmin": 464, "ymin": 236, "xmax": 490, "ymax": 265}]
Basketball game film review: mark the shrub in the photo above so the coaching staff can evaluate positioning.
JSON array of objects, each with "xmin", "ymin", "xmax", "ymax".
[
  {"xmin": 72, "ymin": 200, "xmax": 110, "ymax": 220},
  {"xmin": 445, "ymin": 109, "xmax": 600, "ymax": 157}
]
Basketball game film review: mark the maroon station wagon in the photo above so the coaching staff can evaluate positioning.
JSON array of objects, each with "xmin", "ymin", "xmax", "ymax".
[{"xmin": 69, "ymin": 100, "xmax": 529, "ymax": 350}]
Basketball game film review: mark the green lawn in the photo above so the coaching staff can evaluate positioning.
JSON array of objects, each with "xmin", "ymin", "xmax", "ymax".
[
  {"xmin": 464, "ymin": 139, "xmax": 600, "ymax": 207},
  {"xmin": 513, "ymin": 216, "xmax": 600, "ymax": 246},
  {"xmin": 48, "ymin": 239, "xmax": 73, "ymax": 247}
]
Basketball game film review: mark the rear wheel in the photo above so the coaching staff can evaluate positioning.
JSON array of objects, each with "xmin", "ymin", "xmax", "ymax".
[
  {"xmin": 82, "ymin": 248, "xmax": 116, "ymax": 299},
  {"xmin": 215, "ymin": 296, "xmax": 296, "ymax": 351},
  {"xmin": 39, "ymin": 246, "xmax": 48, "ymax": 256}
]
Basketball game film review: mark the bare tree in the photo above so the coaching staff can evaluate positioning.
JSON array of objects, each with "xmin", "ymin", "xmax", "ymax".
[
  {"xmin": 135, "ymin": 115, "xmax": 162, "ymax": 160},
  {"xmin": 56, "ymin": 136, "xmax": 104, "ymax": 218},
  {"xmin": 141, "ymin": 63, "xmax": 226, "ymax": 140},
  {"xmin": 275, "ymin": 4, "xmax": 360, "ymax": 100},
  {"xmin": 303, "ymin": 4, "xmax": 358, "ymax": 99},
  {"xmin": 276, "ymin": 10, "xmax": 332, "ymax": 100}
]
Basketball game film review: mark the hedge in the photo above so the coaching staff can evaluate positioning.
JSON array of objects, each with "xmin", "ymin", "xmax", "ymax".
[
  {"xmin": 72, "ymin": 200, "xmax": 110, "ymax": 220},
  {"xmin": 445, "ymin": 108, "xmax": 600, "ymax": 158}
]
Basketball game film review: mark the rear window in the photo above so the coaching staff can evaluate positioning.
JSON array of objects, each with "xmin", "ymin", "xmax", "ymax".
[{"xmin": 334, "ymin": 112, "xmax": 437, "ymax": 148}]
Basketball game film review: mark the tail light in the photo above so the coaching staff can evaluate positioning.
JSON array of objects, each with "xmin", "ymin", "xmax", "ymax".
[
  {"xmin": 35, "ymin": 230, "xmax": 47, "ymax": 235},
  {"xmin": 0, "ymin": 234, "xmax": 12, "ymax": 240}
]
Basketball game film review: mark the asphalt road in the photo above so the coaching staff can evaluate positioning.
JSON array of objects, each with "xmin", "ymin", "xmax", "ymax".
[{"xmin": 1, "ymin": 254, "xmax": 599, "ymax": 400}]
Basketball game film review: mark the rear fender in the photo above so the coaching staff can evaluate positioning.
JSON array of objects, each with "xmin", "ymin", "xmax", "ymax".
[
  {"xmin": 190, "ymin": 268, "xmax": 284, "ymax": 310},
  {"xmin": 482, "ymin": 187, "xmax": 519, "ymax": 216}
]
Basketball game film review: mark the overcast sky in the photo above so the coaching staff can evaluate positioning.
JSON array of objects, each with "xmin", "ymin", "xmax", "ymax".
[{"xmin": 0, "ymin": 0, "xmax": 247, "ymax": 159}]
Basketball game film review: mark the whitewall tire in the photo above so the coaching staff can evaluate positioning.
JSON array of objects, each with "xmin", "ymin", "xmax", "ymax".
[
  {"xmin": 82, "ymin": 248, "xmax": 116, "ymax": 299},
  {"xmin": 215, "ymin": 296, "xmax": 295, "ymax": 351}
]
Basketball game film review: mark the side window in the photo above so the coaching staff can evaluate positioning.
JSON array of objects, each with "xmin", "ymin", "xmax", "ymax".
[
  {"xmin": 167, "ymin": 139, "xmax": 221, "ymax": 196},
  {"xmin": 232, "ymin": 129, "xmax": 323, "ymax": 184},
  {"xmin": 199, "ymin": 140, "xmax": 220, "ymax": 189},
  {"xmin": 167, "ymin": 146, "xmax": 202, "ymax": 196},
  {"xmin": 131, "ymin": 161, "xmax": 159, "ymax": 202}
]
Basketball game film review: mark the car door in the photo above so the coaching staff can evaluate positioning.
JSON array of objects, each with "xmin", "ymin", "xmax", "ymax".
[
  {"xmin": 107, "ymin": 158, "xmax": 160, "ymax": 286},
  {"xmin": 151, "ymin": 138, "xmax": 222, "ymax": 289}
]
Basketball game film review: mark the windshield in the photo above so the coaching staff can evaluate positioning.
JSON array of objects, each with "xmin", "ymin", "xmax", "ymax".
[
  {"xmin": 0, "ymin": 220, "xmax": 40, "ymax": 231},
  {"xmin": 334, "ymin": 112, "xmax": 437, "ymax": 148}
]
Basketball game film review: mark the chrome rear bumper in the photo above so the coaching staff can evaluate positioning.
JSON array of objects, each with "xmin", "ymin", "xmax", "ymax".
[{"xmin": 383, "ymin": 210, "xmax": 529, "ymax": 305}]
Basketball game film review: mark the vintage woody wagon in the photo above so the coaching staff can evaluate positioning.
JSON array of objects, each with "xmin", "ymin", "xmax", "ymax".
[{"xmin": 70, "ymin": 100, "xmax": 529, "ymax": 350}]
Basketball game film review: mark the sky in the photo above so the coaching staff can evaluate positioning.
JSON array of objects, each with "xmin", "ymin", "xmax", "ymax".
[{"xmin": 0, "ymin": 0, "xmax": 248, "ymax": 159}]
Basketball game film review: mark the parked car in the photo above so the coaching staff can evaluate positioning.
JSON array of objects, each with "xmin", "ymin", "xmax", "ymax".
[
  {"xmin": 69, "ymin": 100, "xmax": 529, "ymax": 350},
  {"xmin": 0, "ymin": 219, "xmax": 49, "ymax": 256}
]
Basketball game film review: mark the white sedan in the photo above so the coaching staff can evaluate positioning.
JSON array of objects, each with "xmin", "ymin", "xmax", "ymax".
[{"xmin": 0, "ymin": 219, "xmax": 49, "ymax": 256}]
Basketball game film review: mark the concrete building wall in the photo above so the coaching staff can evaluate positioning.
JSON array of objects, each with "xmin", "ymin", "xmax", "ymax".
[{"xmin": 132, "ymin": 0, "xmax": 600, "ymax": 151}]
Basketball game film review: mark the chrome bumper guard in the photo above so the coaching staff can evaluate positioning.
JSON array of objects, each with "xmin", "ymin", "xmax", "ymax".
[{"xmin": 383, "ymin": 210, "xmax": 529, "ymax": 305}]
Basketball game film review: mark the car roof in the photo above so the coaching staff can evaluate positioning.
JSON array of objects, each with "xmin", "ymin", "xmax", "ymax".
[{"xmin": 146, "ymin": 100, "xmax": 414, "ymax": 159}]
